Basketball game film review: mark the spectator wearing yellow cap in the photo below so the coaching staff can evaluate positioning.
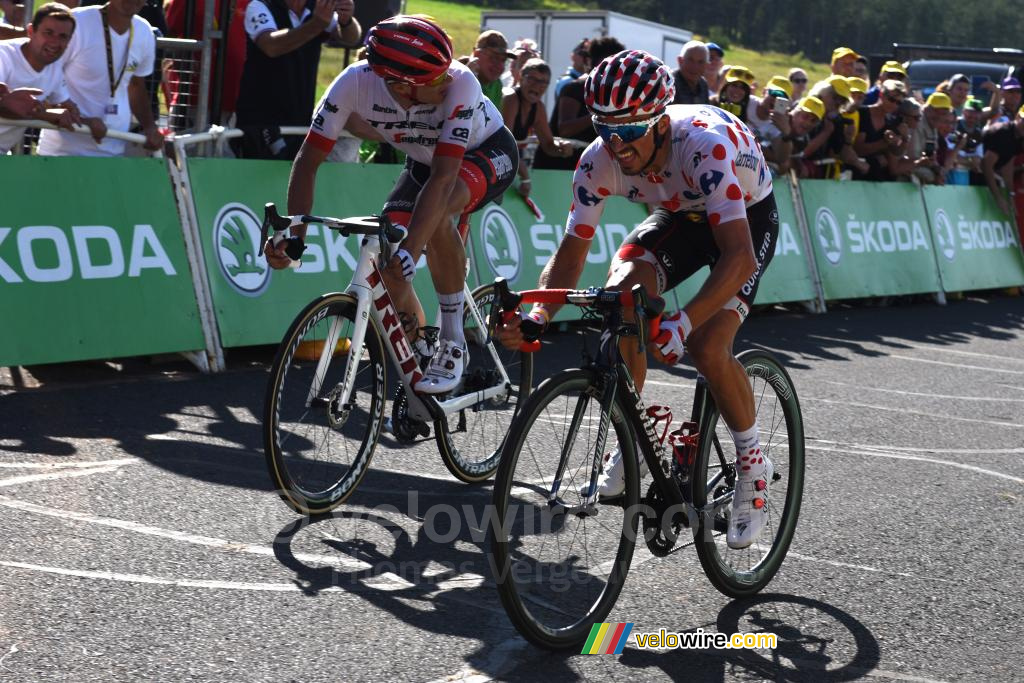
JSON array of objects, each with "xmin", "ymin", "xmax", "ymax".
[
  {"xmin": 981, "ymin": 103, "xmax": 1024, "ymax": 215},
  {"xmin": 831, "ymin": 47, "xmax": 861, "ymax": 77},
  {"xmin": 803, "ymin": 74, "xmax": 871, "ymax": 178},
  {"xmin": 712, "ymin": 65, "xmax": 755, "ymax": 123},
  {"xmin": 748, "ymin": 75, "xmax": 793, "ymax": 144},
  {"xmin": 854, "ymin": 79, "xmax": 908, "ymax": 181},
  {"xmin": 843, "ymin": 77, "xmax": 870, "ymax": 142},
  {"xmin": 863, "ymin": 61, "xmax": 909, "ymax": 106},
  {"xmin": 762, "ymin": 95, "xmax": 824, "ymax": 176}
]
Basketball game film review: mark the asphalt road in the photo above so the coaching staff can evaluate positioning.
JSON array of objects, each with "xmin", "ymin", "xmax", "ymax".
[{"xmin": 1, "ymin": 293, "xmax": 1022, "ymax": 682}]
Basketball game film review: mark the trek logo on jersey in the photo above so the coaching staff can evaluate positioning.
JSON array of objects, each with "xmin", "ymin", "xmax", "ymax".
[
  {"xmin": 815, "ymin": 207, "xmax": 843, "ymax": 265},
  {"xmin": 933, "ymin": 208, "xmax": 956, "ymax": 261},
  {"xmin": 213, "ymin": 203, "xmax": 270, "ymax": 296},
  {"xmin": 576, "ymin": 185, "xmax": 604, "ymax": 207},
  {"xmin": 480, "ymin": 205, "xmax": 521, "ymax": 281},
  {"xmin": 448, "ymin": 105, "xmax": 473, "ymax": 120},
  {"xmin": 367, "ymin": 119, "xmax": 436, "ymax": 131}
]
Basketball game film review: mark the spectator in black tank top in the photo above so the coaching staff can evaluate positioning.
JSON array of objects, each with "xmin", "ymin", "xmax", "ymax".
[{"xmin": 501, "ymin": 58, "xmax": 573, "ymax": 197}]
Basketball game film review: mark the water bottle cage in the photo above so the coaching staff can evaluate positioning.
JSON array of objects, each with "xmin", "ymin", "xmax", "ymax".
[{"xmin": 668, "ymin": 421, "xmax": 700, "ymax": 469}]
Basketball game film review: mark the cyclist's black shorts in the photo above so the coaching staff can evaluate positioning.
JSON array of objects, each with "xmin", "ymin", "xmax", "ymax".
[
  {"xmin": 382, "ymin": 127, "xmax": 519, "ymax": 237},
  {"xmin": 616, "ymin": 192, "xmax": 779, "ymax": 322}
]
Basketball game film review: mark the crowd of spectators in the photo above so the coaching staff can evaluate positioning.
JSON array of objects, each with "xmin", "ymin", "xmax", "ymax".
[{"xmin": 1, "ymin": 4, "xmax": 1021, "ymax": 214}]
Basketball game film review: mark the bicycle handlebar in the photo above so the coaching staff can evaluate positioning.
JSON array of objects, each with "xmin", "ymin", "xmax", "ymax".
[{"xmin": 259, "ymin": 203, "xmax": 407, "ymax": 259}]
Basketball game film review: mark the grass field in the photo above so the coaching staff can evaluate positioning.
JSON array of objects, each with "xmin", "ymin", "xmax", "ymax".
[{"xmin": 315, "ymin": 1, "xmax": 831, "ymax": 101}]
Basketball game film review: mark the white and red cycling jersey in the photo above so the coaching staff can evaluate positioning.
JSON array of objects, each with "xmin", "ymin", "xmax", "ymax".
[
  {"xmin": 306, "ymin": 59, "xmax": 505, "ymax": 165},
  {"xmin": 566, "ymin": 104, "xmax": 774, "ymax": 239}
]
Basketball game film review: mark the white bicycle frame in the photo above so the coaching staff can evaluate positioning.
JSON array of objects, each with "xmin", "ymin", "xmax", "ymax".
[{"xmin": 304, "ymin": 228, "xmax": 514, "ymax": 424}]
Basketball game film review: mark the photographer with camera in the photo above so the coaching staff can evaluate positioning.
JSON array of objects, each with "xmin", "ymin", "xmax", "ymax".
[
  {"xmin": 803, "ymin": 75, "xmax": 869, "ymax": 178},
  {"xmin": 747, "ymin": 74, "xmax": 792, "ymax": 145},
  {"xmin": 853, "ymin": 79, "xmax": 907, "ymax": 181},
  {"xmin": 761, "ymin": 95, "xmax": 824, "ymax": 176}
]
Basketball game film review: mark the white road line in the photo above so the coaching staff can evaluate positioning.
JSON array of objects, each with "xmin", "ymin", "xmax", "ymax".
[
  {"xmin": 806, "ymin": 397, "xmax": 1020, "ymax": 430},
  {"xmin": 783, "ymin": 551, "xmax": 956, "ymax": 582},
  {"xmin": 807, "ymin": 438, "xmax": 1024, "ymax": 455},
  {"xmin": 893, "ymin": 343, "xmax": 1024, "ymax": 364},
  {"xmin": 887, "ymin": 355, "xmax": 1024, "ymax": 375},
  {"xmin": 821, "ymin": 380, "xmax": 1024, "ymax": 403},
  {"xmin": 0, "ymin": 494, "xmax": 376, "ymax": 568},
  {"xmin": 805, "ymin": 445, "xmax": 1024, "ymax": 484},
  {"xmin": 0, "ymin": 458, "xmax": 138, "ymax": 469},
  {"xmin": 0, "ymin": 466, "xmax": 123, "ymax": 488}
]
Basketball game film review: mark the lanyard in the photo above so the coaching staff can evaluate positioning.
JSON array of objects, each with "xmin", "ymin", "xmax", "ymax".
[{"xmin": 100, "ymin": 5, "xmax": 134, "ymax": 99}]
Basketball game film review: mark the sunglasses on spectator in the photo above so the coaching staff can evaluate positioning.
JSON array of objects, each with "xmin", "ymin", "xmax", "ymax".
[
  {"xmin": 790, "ymin": 77, "xmax": 807, "ymax": 84},
  {"xmin": 592, "ymin": 115, "xmax": 660, "ymax": 143}
]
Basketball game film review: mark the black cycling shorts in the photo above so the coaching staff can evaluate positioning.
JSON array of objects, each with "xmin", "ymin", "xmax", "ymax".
[
  {"xmin": 616, "ymin": 192, "xmax": 779, "ymax": 321},
  {"xmin": 382, "ymin": 127, "xmax": 518, "ymax": 237}
]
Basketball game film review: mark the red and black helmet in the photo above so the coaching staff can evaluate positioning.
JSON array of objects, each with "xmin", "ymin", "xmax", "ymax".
[
  {"xmin": 584, "ymin": 50, "xmax": 675, "ymax": 119},
  {"xmin": 365, "ymin": 15, "xmax": 453, "ymax": 86}
]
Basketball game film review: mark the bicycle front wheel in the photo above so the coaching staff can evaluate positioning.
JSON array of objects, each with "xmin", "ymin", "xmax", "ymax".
[
  {"xmin": 491, "ymin": 370, "xmax": 639, "ymax": 650},
  {"xmin": 691, "ymin": 349, "xmax": 805, "ymax": 597},
  {"xmin": 434, "ymin": 282, "xmax": 534, "ymax": 483},
  {"xmin": 264, "ymin": 293, "xmax": 387, "ymax": 515}
]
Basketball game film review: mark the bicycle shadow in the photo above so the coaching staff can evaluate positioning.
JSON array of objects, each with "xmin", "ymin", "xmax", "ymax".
[{"xmin": 604, "ymin": 594, "xmax": 881, "ymax": 682}]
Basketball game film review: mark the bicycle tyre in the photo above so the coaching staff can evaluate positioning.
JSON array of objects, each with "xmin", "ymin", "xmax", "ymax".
[
  {"xmin": 264, "ymin": 293, "xmax": 387, "ymax": 515},
  {"xmin": 691, "ymin": 348, "xmax": 805, "ymax": 598},
  {"xmin": 434, "ymin": 282, "xmax": 534, "ymax": 483},
  {"xmin": 491, "ymin": 369, "xmax": 640, "ymax": 650}
]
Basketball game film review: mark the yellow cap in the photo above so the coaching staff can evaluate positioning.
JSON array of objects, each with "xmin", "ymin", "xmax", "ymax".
[
  {"xmin": 724, "ymin": 66, "xmax": 755, "ymax": 87},
  {"xmin": 881, "ymin": 60, "xmax": 908, "ymax": 78},
  {"xmin": 831, "ymin": 46, "xmax": 862, "ymax": 65},
  {"xmin": 796, "ymin": 96, "xmax": 825, "ymax": 120},
  {"xmin": 925, "ymin": 92, "xmax": 953, "ymax": 110},
  {"xmin": 766, "ymin": 75, "xmax": 793, "ymax": 98},
  {"xmin": 1018, "ymin": 103, "xmax": 1024, "ymax": 118},
  {"xmin": 847, "ymin": 77, "xmax": 869, "ymax": 95},
  {"xmin": 826, "ymin": 74, "xmax": 852, "ymax": 100}
]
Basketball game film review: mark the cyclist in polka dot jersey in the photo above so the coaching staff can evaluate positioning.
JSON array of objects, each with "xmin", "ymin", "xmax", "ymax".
[{"xmin": 498, "ymin": 51, "xmax": 780, "ymax": 549}]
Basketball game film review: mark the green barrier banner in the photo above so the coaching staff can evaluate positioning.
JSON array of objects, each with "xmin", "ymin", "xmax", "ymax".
[
  {"xmin": 800, "ymin": 179, "xmax": 941, "ymax": 299},
  {"xmin": 465, "ymin": 168, "xmax": 647, "ymax": 322},
  {"xmin": 668, "ymin": 183, "xmax": 818, "ymax": 307},
  {"xmin": 0, "ymin": 157, "xmax": 204, "ymax": 366},
  {"xmin": 921, "ymin": 185, "xmax": 1024, "ymax": 291},
  {"xmin": 187, "ymin": 160, "xmax": 445, "ymax": 348}
]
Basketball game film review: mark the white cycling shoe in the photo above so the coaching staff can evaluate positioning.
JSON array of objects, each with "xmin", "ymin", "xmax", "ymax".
[
  {"xmin": 726, "ymin": 456, "xmax": 774, "ymax": 550},
  {"xmin": 414, "ymin": 339, "xmax": 468, "ymax": 395},
  {"xmin": 582, "ymin": 446, "xmax": 649, "ymax": 499}
]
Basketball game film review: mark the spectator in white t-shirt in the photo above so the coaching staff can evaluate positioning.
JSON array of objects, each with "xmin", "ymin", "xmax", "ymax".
[
  {"xmin": 37, "ymin": 0, "xmax": 162, "ymax": 156},
  {"xmin": 0, "ymin": 3, "xmax": 106, "ymax": 153}
]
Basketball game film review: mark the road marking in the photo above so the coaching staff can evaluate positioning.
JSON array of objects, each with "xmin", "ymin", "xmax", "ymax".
[
  {"xmin": 807, "ymin": 397, "xmax": 1020, "ymax": 430},
  {"xmin": 808, "ymin": 438, "xmax": 1024, "ymax": 455},
  {"xmin": 0, "ymin": 458, "xmax": 137, "ymax": 469},
  {"xmin": 886, "ymin": 355, "xmax": 1024, "ymax": 375},
  {"xmin": 893, "ymin": 343, "xmax": 1024, "ymax": 364},
  {"xmin": 0, "ymin": 466, "xmax": 123, "ymax": 488},
  {"xmin": 805, "ymin": 445, "xmax": 1024, "ymax": 484},
  {"xmin": 822, "ymin": 380, "xmax": 1024, "ymax": 403}
]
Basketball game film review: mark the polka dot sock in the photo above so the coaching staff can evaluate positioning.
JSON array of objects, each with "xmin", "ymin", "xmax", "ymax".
[{"xmin": 729, "ymin": 423, "xmax": 765, "ymax": 481}]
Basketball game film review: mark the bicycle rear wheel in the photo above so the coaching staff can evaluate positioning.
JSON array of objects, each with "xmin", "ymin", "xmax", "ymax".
[
  {"xmin": 434, "ymin": 282, "xmax": 534, "ymax": 482},
  {"xmin": 491, "ymin": 370, "xmax": 639, "ymax": 650},
  {"xmin": 691, "ymin": 349, "xmax": 805, "ymax": 597},
  {"xmin": 264, "ymin": 293, "xmax": 387, "ymax": 515}
]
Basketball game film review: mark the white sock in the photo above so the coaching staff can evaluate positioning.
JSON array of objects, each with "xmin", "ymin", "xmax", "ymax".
[
  {"xmin": 729, "ymin": 423, "xmax": 765, "ymax": 481},
  {"xmin": 438, "ymin": 291, "xmax": 466, "ymax": 347}
]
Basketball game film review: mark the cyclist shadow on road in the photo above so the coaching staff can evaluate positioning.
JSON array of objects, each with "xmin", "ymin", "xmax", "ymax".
[
  {"xmin": 612, "ymin": 593, "xmax": 881, "ymax": 682},
  {"xmin": 268, "ymin": 496, "xmax": 585, "ymax": 681}
]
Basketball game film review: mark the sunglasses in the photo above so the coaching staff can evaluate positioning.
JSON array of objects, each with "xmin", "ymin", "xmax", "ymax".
[
  {"xmin": 592, "ymin": 115, "xmax": 660, "ymax": 143},
  {"xmin": 425, "ymin": 70, "xmax": 453, "ymax": 87},
  {"xmin": 790, "ymin": 77, "xmax": 807, "ymax": 84}
]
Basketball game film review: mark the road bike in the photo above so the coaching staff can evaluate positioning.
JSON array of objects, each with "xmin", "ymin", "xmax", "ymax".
[
  {"xmin": 260, "ymin": 204, "xmax": 532, "ymax": 515},
  {"xmin": 488, "ymin": 282, "xmax": 805, "ymax": 650}
]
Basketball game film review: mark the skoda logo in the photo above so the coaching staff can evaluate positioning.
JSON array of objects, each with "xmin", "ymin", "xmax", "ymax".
[
  {"xmin": 815, "ymin": 207, "xmax": 843, "ymax": 265},
  {"xmin": 933, "ymin": 209, "xmax": 956, "ymax": 261},
  {"xmin": 480, "ymin": 205, "xmax": 521, "ymax": 282},
  {"xmin": 213, "ymin": 203, "xmax": 271, "ymax": 297}
]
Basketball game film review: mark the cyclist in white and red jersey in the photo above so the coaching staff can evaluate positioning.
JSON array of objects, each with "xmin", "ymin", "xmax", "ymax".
[
  {"xmin": 499, "ymin": 50, "xmax": 779, "ymax": 549},
  {"xmin": 265, "ymin": 14, "xmax": 518, "ymax": 394}
]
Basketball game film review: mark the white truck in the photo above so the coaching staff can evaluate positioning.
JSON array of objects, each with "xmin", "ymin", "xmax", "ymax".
[{"xmin": 480, "ymin": 10, "xmax": 694, "ymax": 113}]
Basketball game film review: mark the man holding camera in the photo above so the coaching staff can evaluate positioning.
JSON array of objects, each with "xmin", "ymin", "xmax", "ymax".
[
  {"xmin": 233, "ymin": 0, "xmax": 361, "ymax": 159},
  {"xmin": 747, "ymin": 75, "xmax": 792, "ymax": 144}
]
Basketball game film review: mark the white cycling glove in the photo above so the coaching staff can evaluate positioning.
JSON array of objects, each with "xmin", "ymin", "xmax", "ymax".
[
  {"xmin": 652, "ymin": 310, "xmax": 693, "ymax": 365},
  {"xmin": 394, "ymin": 248, "xmax": 416, "ymax": 282}
]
